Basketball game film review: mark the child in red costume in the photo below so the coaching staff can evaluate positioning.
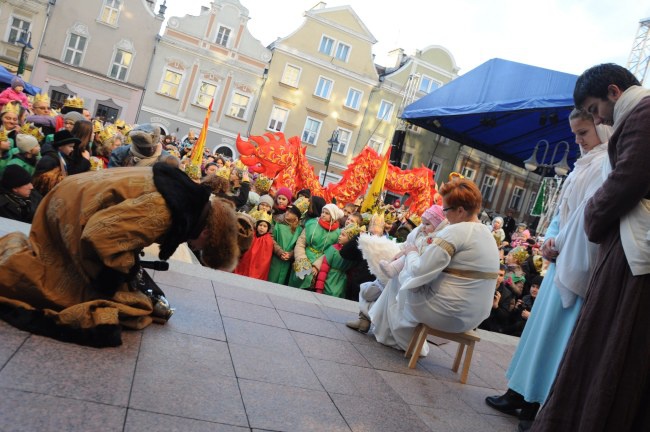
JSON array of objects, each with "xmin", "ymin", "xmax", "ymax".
[{"xmin": 234, "ymin": 211, "xmax": 274, "ymax": 280}]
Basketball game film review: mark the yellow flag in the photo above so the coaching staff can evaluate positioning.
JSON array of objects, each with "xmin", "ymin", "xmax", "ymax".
[
  {"xmin": 361, "ymin": 147, "xmax": 392, "ymax": 213},
  {"xmin": 190, "ymin": 99, "xmax": 213, "ymax": 166}
]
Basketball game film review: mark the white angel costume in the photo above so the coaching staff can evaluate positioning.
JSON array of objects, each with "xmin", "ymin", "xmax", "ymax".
[{"xmin": 369, "ymin": 222, "xmax": 500, "ymax": 355}]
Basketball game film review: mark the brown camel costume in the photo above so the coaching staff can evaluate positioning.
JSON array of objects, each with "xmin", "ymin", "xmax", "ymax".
[{"xmin": 0, "ymin": 164, "xmax": 245, "ymax": 347}]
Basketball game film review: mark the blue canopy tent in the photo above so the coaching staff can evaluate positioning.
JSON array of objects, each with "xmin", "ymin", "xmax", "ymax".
[
  {"xmin": 0, "ymin": 65, "xmax": 41, "ymax": 96},
  {"xmin": 402, "ymin": 58, "xmax": 579, "ymax": 172}
]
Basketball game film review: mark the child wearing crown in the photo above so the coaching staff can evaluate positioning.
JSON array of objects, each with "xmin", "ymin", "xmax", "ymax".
[
  {"xmin": 312, "ymin": 222, "xmax": 362, "ymax": 298},
  {"xmin": 234, "ymin": 211, "xmax": 274, "ymax": 280}
]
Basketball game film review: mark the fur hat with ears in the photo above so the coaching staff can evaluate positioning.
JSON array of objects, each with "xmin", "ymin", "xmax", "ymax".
[
  {"xmin": 11, "ymin": 76, "xmax": 25, "ymax": 90},
  {"xmin": 128, "ymin": 124, "xmax": 161, "ymax": 149}
]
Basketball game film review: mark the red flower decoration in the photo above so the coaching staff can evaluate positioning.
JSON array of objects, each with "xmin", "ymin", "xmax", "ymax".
[{"xmin": 427, "ymin": 237, "xmax": 433, "ymax": 244}]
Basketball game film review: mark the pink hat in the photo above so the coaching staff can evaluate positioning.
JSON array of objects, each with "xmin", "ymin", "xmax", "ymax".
[
  {"xmin": 422, "ymin": 204, "xmax": 445, "ymax": 227},
  {"xmin": 275, "ymin": 187, "xmax": 292, "ymax": 202}
]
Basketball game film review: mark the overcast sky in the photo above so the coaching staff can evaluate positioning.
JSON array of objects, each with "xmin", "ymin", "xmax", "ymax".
[{"xmin": 163, "ymin": 0, "xmax": 650, "ymax": 82}]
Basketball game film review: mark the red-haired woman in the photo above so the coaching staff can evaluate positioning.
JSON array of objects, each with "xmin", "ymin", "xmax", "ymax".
[{"xmin": 370, "ymin": 177, "xmax": 500, "ymax": 356}]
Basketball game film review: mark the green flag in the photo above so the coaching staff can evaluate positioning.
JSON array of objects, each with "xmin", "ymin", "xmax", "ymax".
[{"xmin": 531, "ymin": 178, "xmax": 546, "ymax": 216}]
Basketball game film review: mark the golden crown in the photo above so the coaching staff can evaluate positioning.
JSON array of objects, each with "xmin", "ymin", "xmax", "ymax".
[
  {"xmin": 408, "ymin": 214, "xmax": 422, "ymax": 226},
  {"xmin": 63, "ymin": 96, "xmax": 84, "ymax": 109},
  {"xmin": 93, "ymin": 120, "xmax": 103, "ymax": 133},
  {"xmin": 114, "ymin": 119, "xmax": 126, "ymax": 129},
  {"xmin": 384, "ymin": 211, "xmax": 397, "ymax": 224},
  {"xmin": 33, "ymin": 93, "xmax": 51, "ymax": 105},
  {"xmin": 0, "ymin": 128, "xmax": 8, "ymax": 142},
  {"xmin": 342, "ymin": 222, "xmax": 362, "ymax": 238},
  {"xmin": 215, "ymin": 166, "xmax": 230, "ymax": 180},
  {"xmin": 509, "ymin": 246, "xmax": 530, "ymax": 265},
  {"xmin": 293, "ymin": 196, "xmax": 310, "ymax": 215},
  {"xmin": 254, "ymin": 174, "xmax": 273, "ymax": 193},
  {"xmin": 97, "ymin": 124, "xmax": 119, "ymax": 145},
  {"xmin": 234, "ymin": 159, "xmax": 246, "ymax": 171},
  {"xmin": 254, "ymin": 210, "xmax": 273, "ymax": 226},
  {"xmin": 184, "ymin": 163, "xmax": 202, "ymax": 181},
  {"xmin": 20, "ymin": 122, "xmax": 44, "ymax": 142},
  {"xmin": 1, "ymin": 101, "xmax": 21, "ymax": 115}
]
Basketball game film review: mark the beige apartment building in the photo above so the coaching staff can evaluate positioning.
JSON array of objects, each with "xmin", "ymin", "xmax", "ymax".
[
  {"xmin": 359, "ymin": 46, "xmax": 460, "ymax": 186},
  {"xmin": 30, "ymin": 0, "xmax": 164, "ymax": 122},
  {"xmin": 250, "ymin": 3, "xmax": 378, "ymax": 184},
  {"xmin": 453, "ymin": 146, "xmax": 542, "ymax": 225},
  {"xmin": 137, "ymin": 0, "xmax": 271, "ymax": 156},
  {"xmin": 0, "ymin": 0, "xmax": 50, "ymax": 82}
]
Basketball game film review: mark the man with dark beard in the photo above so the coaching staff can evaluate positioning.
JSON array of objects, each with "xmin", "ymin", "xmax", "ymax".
[{"xmin": 532, "ymin": 64, "xmax": 650, "ymax": 432}]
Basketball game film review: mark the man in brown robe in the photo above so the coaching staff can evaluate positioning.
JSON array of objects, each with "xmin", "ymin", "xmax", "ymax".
[
  {"xmin": 0, "ymin": 163, "xmax": 245, "ymax": 347},
  {"xmin": 532, "ymin": 64, "xmax": 650, "ymax": 431}
]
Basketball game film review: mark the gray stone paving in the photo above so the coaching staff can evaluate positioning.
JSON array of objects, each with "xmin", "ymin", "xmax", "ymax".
[{"xmin": 0, "ymin": 228, "xmax": 521, "ymax": 431}]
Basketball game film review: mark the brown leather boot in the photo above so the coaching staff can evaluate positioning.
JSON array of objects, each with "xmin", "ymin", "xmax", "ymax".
[{"xmin": 346, "ymin": 314, "xmax": 371, "ymax": 333}]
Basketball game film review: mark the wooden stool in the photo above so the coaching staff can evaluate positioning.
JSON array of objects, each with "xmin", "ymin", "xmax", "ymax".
[{"xmin": 404, "ymin": 323, "xmax": 481, "ymax": 384}]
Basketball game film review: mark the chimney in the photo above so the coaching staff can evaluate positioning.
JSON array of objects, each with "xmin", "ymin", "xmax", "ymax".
[{"xmin": 387, "ymin": 48, "xmax": 405, "ymax": 68}]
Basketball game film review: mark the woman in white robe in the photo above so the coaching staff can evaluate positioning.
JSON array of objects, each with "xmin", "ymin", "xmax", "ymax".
[{"xmin": 369, "ymin": 177, "xmax": 500, "ymax": 355}]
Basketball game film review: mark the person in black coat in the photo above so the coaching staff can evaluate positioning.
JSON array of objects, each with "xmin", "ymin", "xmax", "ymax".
[{"xmin": 0, "ymin": 165, "xmax": 42, "ymax": 223}]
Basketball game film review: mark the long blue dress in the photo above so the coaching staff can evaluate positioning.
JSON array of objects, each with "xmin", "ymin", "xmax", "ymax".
[{"xmin": 505, "ymin": 215, "xmax": 583, "ymax": 404}]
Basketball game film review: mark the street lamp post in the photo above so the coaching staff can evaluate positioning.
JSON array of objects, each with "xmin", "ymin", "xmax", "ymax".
[
  {"xmin": 321, "ymin": 130, "xmax": 339, "ymax": 186},
  {"xmin": 16, "ymin": 31, "xmax": 33, "ymax": 76}
]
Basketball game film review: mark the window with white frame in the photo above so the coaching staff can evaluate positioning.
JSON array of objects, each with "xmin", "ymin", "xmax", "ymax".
[
  {"xmin": 215, "ymin": 26, "xmax": 231, "ymax": 47},
  {"xmin": 281, "ymin": 64, "xmax": 301, "ymax": 87},
  {"xmin": 314, "ymin": 76, "xmax": 333, "ymax": 99},
  {"xmin": 509, "ymin": 186, "xmax": 525, "ymax": 210},
  {"xmin": 406, "ymin": 123, "xmax": 421, "ymax": 133},
  {"xmin": 319, "ymin": 35, "xmax": 335, "ymax": 55},
  {"xmin": 428, "ymin": 160, "xmax": 441, "ymax": 181},
  {"xmin": 461, "ymin": 167, "xmax": 475, "ymax": 180},
  {"xmin": 159, "ymin": 69, "xmax": 183, "ymax": 98},
  {"xmin": 401, "ymin": 152, "xmax": 414, "ymax": 170},
  {"xmin": 344, "ymin": 88, "xmax": 362, "ymax": 110},
  {"xmin": 301, "ymin": 118, "xmax": 322, "ymax": 145},
  {"xmin": 368, "ymin": 137, "xmax": 384, "ymax": 154},
  {"xmin": 268, "ymin": 105, "xmax": 289, "ymax": 132},
  {"xmin": 99, "ymin": 0, "xmax": 121, "ymax": 26},
  {"xmin": 63, "ymin": 33, "xmax": 87, "ymax": 66},
  {"xmin": 109, "ymin": 49, "xmax": 132, "ymax": 81},
  {"xmin": 333, "ymin": 128, "xmax": 351, "ymax": 154},
  {"xmin": 335, "ymin": 42, "xmax": 350, "ymax": 62},
  {"xmin": 377, "ymin": 100, "xmax": 394, "ymax": 121},
  {"xmin": 195, "ymin": 81, "xmax": 217, "ymax": 107},
  {"xmin": 527, "ymin": 192, "xmax": 537, "ymax": 214},
  {"xmin": 419, "ymin": 75, "xmax": 440, "ymax": 94},
  {"xmin": 8, "ymin": 16, "xmax": 30, "ymax": 44},
  {"xmin": 228, "ymin": 92, "xmax": 250, "ymax": 119},
  {"xmin": 480, "ymin": 174, "xmax": 497, "ymax": 201}
]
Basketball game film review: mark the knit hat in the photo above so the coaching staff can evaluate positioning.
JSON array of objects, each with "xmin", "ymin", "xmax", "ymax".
[
  {"xmin": 422, "ymin": 204, "xmax": 445, "ymax": 227},
  {"xmin": 128, "ymin": 124, "xmax": 160, "ymax": 149},
  {"xmin": 322, "ymin": 203, "xmax": 344, "ymax": 221},
  {"xmin": 258, "ymin": 194, "xmax": 274, "ymax": 208},
  {"xmin": 297, "ymin": 188, "xmax": 311, "ymax": 199},
  {"xmin": 11, "ymin": 76, "xmax": 24, "ymax": 90},
  {"xmin": 1, "ymin": 165, "xmax": 32, "ymax": 189},
  {"xmin": 275, "ymin": 187, "xmax": 292, "ymax": 203},
  {"xmin": 52, "ymin": 129, "xmax": 81, "ymax": 148},
  {"xmin": 63, "ymin": 111, "xmax": 85, "ymax": 124},
  {"xmin": 15, "ymin": 134, "xmax": 39, "ymax": 153}
]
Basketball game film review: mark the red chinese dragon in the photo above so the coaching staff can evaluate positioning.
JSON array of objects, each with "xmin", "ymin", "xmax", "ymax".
[{"xmin": 236, "ymin": 132, "xmax": 440, "ymax": 215}]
